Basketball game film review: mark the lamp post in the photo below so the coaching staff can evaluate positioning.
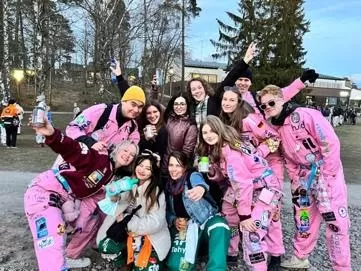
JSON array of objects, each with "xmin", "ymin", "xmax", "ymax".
[
  {"xmin": 13, "ymin": 70, "xmax": 24, "ymax": 99},
  {"xmin": 169, "ymin": 67, "xmax": 175, "ymax": 97}
]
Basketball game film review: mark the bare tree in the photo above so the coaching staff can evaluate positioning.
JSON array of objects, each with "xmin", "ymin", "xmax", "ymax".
[{"xmin": 0, "ymin": 0, "xmax": 11, "ymax": 102}]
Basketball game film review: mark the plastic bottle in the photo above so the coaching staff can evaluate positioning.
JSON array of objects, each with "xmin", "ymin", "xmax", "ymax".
[{"xmin": 198, "ymin": 156, "xmax": 209, "ymax": 173}]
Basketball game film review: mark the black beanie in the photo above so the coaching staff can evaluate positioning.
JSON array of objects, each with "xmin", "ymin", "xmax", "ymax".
[
  {"xmin": 8, "ymin": 98, "xmax": 16, "ymax": 104},
  {"xmin": 238, "ymin": 68, "xmax": 253, "ymax": 82}
]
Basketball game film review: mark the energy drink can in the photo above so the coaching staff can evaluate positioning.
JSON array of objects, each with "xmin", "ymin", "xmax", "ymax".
[{"xmin": 32, "ymin": 107, "xmax": 46, "ymax": 127}]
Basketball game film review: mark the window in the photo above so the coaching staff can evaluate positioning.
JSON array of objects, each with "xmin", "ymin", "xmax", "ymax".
[{"xmin": 191, "ymin": 73, "xmax": 217, "ymax": 83}]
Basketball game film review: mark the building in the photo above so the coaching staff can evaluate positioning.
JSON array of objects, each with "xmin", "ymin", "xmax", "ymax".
[{"xmin": 304, "ymin": 74, "xmax": 352, "ymax": 107}]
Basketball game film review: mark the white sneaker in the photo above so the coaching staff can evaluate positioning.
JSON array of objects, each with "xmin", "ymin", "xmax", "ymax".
[
  {"xmin": 66, "ymin": 257, "xmax": 91, "ymax": 269},
  {"xmin": 101, "ymin": 252, "xmax": 121, "ymax": 261},
  {"xmin": 280, "ymin": 255, "xmax": 310, "ymax": 269}
]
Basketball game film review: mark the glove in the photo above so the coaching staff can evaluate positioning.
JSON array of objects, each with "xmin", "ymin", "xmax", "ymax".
[
  {"xmin": 105, "ymin": 177, "xmax": 139, "ymax": 197},
  {"xmin": 98, "ymin": 198, "xmax": 118, "ymax": 216},
  {"xmin": 300, "ymin": 69, "xmax": 319, "ymax": 83}
]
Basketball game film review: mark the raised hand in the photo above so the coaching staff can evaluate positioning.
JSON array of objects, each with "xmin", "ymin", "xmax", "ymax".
[
  {"xmin": 110, "ymin": 60, "xmax": 122, "ymax": 76},
  {"xmin": 243, "ymin": 42, "xmax": 257, "ymax": 64},
  {"xmin": 300, "ymin": 69, "xmax": 319, "ymax": 83}
]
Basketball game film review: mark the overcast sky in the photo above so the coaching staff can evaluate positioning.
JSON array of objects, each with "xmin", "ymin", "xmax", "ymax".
[{"xmin": 187, "ymin": 0, "xmax": 361, "ymax": 85}]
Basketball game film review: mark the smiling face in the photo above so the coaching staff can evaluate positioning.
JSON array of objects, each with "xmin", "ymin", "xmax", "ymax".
[
  {"xmin": 201, "ymin": 123, "xmax": 219, "ymax": 145},
  {"xmin": 235, "ymin": 77, "xmax": 252, "ymax": 94},
  {"xmin": 190, "ymin": 80, "xmax": 206, "ymax": 102},
  {"xmin": 168, "ymin": 156, "xmax": 186, "ymax": 180},
  {"xmin": 135, "ymin": 159, "xmax": 152, "ymax": 181},
  {"xmin": 173, "ymin": 96, "xmax": 187, "ymax": 116},
  {"xmin": 122, "ymin": 100, "xmax": 144, "ymax": 119},
  {"xmin": 222, "ymin": 91, "xmax": 239, "ymax": 114},
  {"xmin": 146, "ymin": 105, "xmax": 160, "ymax": 125},
  {"xmin": 260, "ymin": 94, "xmax": 284, "ymax": 118},
  {"xmin": 114, "ymin": 144, "xmax": 137, "ymax": 168}
]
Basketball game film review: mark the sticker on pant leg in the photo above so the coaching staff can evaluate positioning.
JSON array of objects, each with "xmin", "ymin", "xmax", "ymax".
[
  {"xmin": 322, "ymin": 212, "xmax": 336, "ymax": 222},
  {"xmin": 249, "ymin": 252, "xmax": 266, "ymax": 264},
  {"xmin": 338, "ymin": 207, "xmax": 347, "ymax": 218},
  {"xmin": 328, "ymin": 223, "xmax": 339, "ymax": 233},
  {"xmin": 249, "ymin": 232, "xmax": 262, "ymax": 252},
  {"xmin": 37, "ymin": 236, "xmax": 54, "ymax": 249},
  {"xmin": 260, "ymin": 211, "xmax": 269, "ymax": 230},
  {"xmin": 35, "ymin": 217, "xmax": 48, "ymax": 239},
  {"xmin": 299, "ymin": 208, "xmax": 310, "ymax": 232}
]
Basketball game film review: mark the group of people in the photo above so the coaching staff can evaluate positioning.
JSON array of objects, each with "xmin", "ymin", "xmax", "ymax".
[
  {"xmin": 0, "ymin": 99, "xmax": 24, "ymax": 148},
  {"xmin": 24, "ymin": 43, "xmax": 351, "ymax": 271}
]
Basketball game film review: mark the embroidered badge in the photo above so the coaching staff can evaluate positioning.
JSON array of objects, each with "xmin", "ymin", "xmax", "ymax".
[
  {"xmin": 35, "ymin": 217, "xmax": 48, "ymax": 239},
  {"xmin": 37, "ymin": 236, "xmax": 54, "ymax": 249},
  {"xmin": 328, "ymin": 223, "xmax": 339, "ymax": 232},
  {"xmin": 249, "ymin": 252, "xmax": 266, "ymax": 264},
  {"xmin": 305, "ymin": 153, "xmax": 316, "ymax": 163},
  {"xmin": 291, "ymin": 112, "xmax": 300, "ymax": 123},
  {"xmin": 322, "ymin": 212, "xmax": 337, "ymax": 222},
  {"xmin": 84, "ymin": 170, "xmax": 104, "ymax": 188},
  {"xmin": 59, "ymin": 162, "xmax": 70, "ymax": 171}
]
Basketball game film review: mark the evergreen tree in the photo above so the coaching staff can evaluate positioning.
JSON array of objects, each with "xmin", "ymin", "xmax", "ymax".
[{"xmin": 211, "ymin": 0, "xmax": 309, "ymax": 93}]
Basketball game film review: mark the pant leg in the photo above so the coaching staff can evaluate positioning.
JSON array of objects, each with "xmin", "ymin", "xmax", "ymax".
[
  {"xmin": 317, "ymin": 170, "xmax": 351, "ymax": 270},
  {"xmin": 5, "ymin": 125, "xmax": 11, "ymax": 146},
  {"xmin": 241, "ymin": 200, "xmax": 275, "ymax": 271},
  {"xmin": 221, "ymin": 201, "xmax": 240, "ymax": 257},
  {"xmin": 24, "ymin": 186, "xmax": 67, "ymax": 271},
  {"xmin": 291, "ymin": 182, "xmax": 322, "ymax": 259},
  {"xmin": 202, "ymin": 215, "xmax": 230, "ymax": 271},
  {"xmin": 66, "ymin": 196, "xmax": 104, "ymax": 258},
  {"xmin": 264, "ymin": 159, "xmax": 285, "ymax": 256},
  {"xmin": 10, "ymin": 125, "xmax": 17, "ymax": 146}
]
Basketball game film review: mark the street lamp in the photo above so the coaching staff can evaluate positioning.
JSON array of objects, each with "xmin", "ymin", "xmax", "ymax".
[
  {"xmin": 169, "ymin": 67, "xmax": 175, "ymax": 96},
  {"xmin": 13, "ymin": 70, "xmax": 24, "ymax": 99}
]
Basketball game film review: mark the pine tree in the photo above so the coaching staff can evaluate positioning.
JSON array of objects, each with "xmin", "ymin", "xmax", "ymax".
[{"xmin": 211, "ymin": 0, "xmax": 309, "ymax": 92}]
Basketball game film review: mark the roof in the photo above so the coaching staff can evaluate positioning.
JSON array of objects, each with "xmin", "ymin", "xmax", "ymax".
[
  {"xmin": 317, "ymin": 73, "xmax": 344, "ymax": 81},
  {"xmin": 185, "ymin": 60, "xmax": 227, "ymax": 70}
]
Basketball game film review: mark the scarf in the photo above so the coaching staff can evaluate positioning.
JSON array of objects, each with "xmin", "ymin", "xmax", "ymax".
[
  {"xmin": 271, "ymin": 102, "xmax": 300, "ymax": 126},
  {"xmin": 194, "ymin": 95, "xmax": 209, "ymax": 129},
  {"xmin": 166, "ymin": 171, "xmax": 189, "ymax": 196},
  {"xmin": 127, "ymin": 235, "xmax": 152, "ymax": 268}
]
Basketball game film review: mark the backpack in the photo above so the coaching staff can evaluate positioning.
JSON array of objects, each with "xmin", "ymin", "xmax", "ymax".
[{"xmin": 94, "ymin": 103, "xmax": 137, "ymax": 134}]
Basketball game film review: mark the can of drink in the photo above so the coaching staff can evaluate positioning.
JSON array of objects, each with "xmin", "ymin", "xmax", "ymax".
[
  {"xmin": 198, "ymin": 156, "xmax": 209, "ymax": 173},
  {"xmin": 32, "ymin": 107, "xmax": 46, "ymax": 127},
  {"xmin": 145, "ymin": 125, "xmax": 154, "ymax": 138}
]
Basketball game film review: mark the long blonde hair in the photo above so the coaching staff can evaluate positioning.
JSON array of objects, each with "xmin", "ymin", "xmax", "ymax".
[{"xmin": 197, "ymin": 115, "xmax": 242, "ymax": 164}]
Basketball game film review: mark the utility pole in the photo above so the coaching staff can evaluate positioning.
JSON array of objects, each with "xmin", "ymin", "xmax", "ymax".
[{"xmin": 181, "ymin": 0, "xmax": 185, "ymax": 92}]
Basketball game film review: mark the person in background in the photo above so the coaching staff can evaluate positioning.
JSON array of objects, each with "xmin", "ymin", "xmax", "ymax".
[
  {"xmin": 258, "ymin": 85, "xmax": 351, "ymax": 270},
  {"xmin": 46, "ymin": 106, "xmax": 53, "ymax": 125},
  {"xmin": 1, "ymin": 98, "xmax": 20, "ymax": 148},
  {"xmin": 35, "ymin": 93, "xmax": 47, "ymax": 147},
  {"xmin": 25, "ymin": 116, "xmax": 139, "ymax": 271},
  {"xmin": 73, "ymin": 102, "xmax": 81, "ymax": 119},
  {"xmin": 97, "ymin": 150, "xmax": 171, "ymax": 270},
  {"xmin": 0, "ymin": 100, "xmax": 8, "ymax": 146},
  {"xmin": 165, "ymin": 151, "xmax": 230, "ymax": 271},
  {"xmin": 138, "ymin": 100, "xmax": 168, "ymax": 163},
  {"xmin": 15, "ymin": 102, "xmax": 24, "ymax": 134}
]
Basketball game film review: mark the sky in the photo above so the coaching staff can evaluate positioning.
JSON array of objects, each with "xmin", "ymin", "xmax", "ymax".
[{"xmin": 187, "ymin": 0, "xmax": 361, "ymax": 86}]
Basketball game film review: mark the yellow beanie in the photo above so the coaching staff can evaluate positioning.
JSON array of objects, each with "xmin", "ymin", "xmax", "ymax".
[{"xmin": 121, "ymin": 86, "xmax": 146, "ymax": 104}]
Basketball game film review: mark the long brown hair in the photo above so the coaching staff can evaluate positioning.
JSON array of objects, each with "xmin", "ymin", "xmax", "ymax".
[
  {"xmin": 219, "ymin": 88, "xmax": 255, "ymax": 133},
  {"xmin": 197, "ymin": 115, "xmax": 242, "ymax": 164},
  {"xmin": 138, "ymin": 100, "xmax": 165, "ymax": 132},
  {"xmin": 132, "ymin": 152, "xmax": 163, "ymax": 213}
]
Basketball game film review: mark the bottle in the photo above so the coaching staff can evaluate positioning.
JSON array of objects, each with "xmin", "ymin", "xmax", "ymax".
[
  {"xmin": 198, "ymin": 156, "xmax": 209, "ymax": 173},
  {"xmin": 110, "ymin": 58, "xmax": 117, "ymax": 84},
  {"xmin": 31, "ymin": 107, "xmax": 46, "ymax": 127}
]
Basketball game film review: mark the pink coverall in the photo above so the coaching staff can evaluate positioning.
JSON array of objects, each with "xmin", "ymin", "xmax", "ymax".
[
  {"xmin": 277, "ymin": 107, "xmax": 351, "ymax": 270},
  {"xmin": 24, "ymin": 129, "xmax": 115, "ymax": 271},
  {"xmin": 64, "ymin": 103, "xmax": 139, "ymax": 259},
  {"xmin": 240, "ymin": 78, "xmax": 305, "ymax": 256},
  {"xmin": 219, "ymin": 144, "xmax": 282, "ymax": 270}
]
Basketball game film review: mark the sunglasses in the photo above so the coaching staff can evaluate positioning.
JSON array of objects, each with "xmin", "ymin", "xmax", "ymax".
[{"xmin": 259, "ymin": 100, "xmax": 278, "ymax": 110}]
